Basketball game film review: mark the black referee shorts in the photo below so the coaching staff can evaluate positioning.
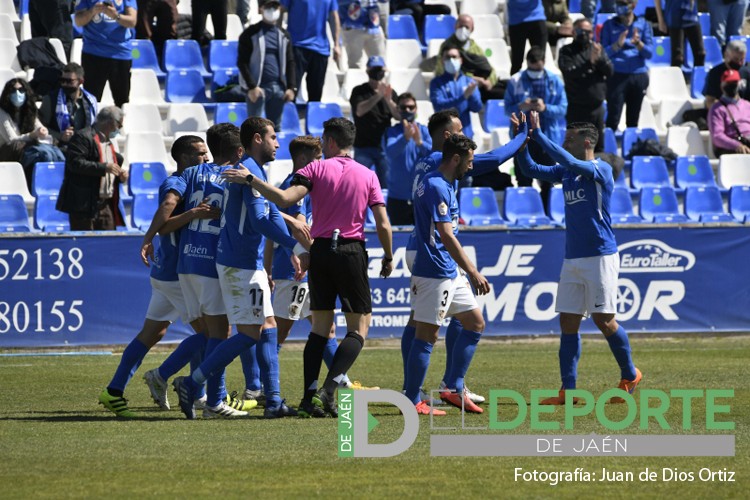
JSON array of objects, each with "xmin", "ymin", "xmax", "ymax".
[{"xmin": 308, "ymin": 237, "xmax": 372, "ymax": 314}]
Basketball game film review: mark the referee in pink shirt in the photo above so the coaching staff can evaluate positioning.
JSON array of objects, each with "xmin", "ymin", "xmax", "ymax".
[{"xmin": 225, "ymin": 117, "xmax": 393, "ymax": 417}]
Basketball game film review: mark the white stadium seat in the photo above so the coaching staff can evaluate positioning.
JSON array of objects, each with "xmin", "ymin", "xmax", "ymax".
[
  {"xmin": 386, "ymin": 39, "xmax": 423, "ymax": 69},
  {"xmin": 718, "ymin": 154, "xmax": 750, "ymax": 189},
  {"xmin": 0, "ymin": 162, "xmax": 34, "ymax": 206},
  {"xmin": 166, "ymin": 103, "xmax": 210, "ymax": 136}
]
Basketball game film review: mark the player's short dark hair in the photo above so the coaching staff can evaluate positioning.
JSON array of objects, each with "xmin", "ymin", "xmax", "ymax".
[
  {"xmin": 442, "ymin": 133, "xmax": 477, "ymax": 162},
  {"xmin": 171, "ymin": 134, "xmax": 205, "ymax": 162},
  {"xmin": 289, "ymin": 135, "xmax": 322, "ymax": 160},
  {"xmin": 322, "ymin": 117, "xmax": 356, "ymax": 149},
  {"xmin": 567, "ymin": 122, "xmax": 599, "ymax": 149},
  {"xmin": 526, "ymin": 46, "xmax": 546, "ymax": 63},
  {"xmin": 219, "ymin": 127, "xmax": 242, "ymax": 160},
  {"xmin": 61, "ymin": 62, "xmax": 84, "ymax": 79},
  {"xmin": 239, "ymin": 116, "xmax": 275, "ymax": 149},
  {"xmin": 207, "ymin": 122, "xmax": 239, "ymax": 158},
  {"xmin": 397, "ymin": 92, "xmax": 416, "ymax": 104},
  {"xmin": 428, "ymin": 108, "xmax": 460, "ymax": 138}
]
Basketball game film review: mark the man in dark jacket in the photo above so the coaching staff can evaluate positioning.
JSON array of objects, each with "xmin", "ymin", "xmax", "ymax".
[
  {"xmin": 557, "ymin": 17, "xmax": 613, "ymax": 152},
  {"xmin": 237, "ymin": 0, "xmax": 297, "ymax": 131},
  {"xmin": 57, "ymin": 106, "xmax": 128, "ymax": 231}
]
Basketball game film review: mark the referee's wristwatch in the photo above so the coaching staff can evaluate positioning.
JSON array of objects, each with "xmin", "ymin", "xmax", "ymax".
[{"xmin": 245, "ymin": 173, "xmax": 254, "ymax": 186}]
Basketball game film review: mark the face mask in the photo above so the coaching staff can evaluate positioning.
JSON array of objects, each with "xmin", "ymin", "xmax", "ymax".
[
  {"xmin": 455, "ymin": 26, "xmax": 470, "ymax": 43},
  {"xmin": 729, "ymin": 61, "xmax": 742, "ymax": 70},
  {"xmin": 10, "ymin": 90, "xmax": 25, "ymax": 108},
  {"xmin": 526, "ymin": 69, "xmax": 544, "ymax": 79},
  {"xmin": 444, "ymin": 57, "xmax": 462, "ymax": 75},
  {"xmin": 263, "ymin": 8, "xmax": 280, "ymax": 22},
  {"xmin": 575, "ymin": 29, "xmax": 591, "ymax": 45},
  {"xmin": 367, "ymin": 68, "xmax": 385, "ymax": 81},
  {"xmin": 108, "ymin": 129, "xmax": 120, "ymax": 140},
  {"xmin": 62, "ymin": 85, "xmax": 79, "ymax": 97},
  {"xmin": 401, "ymin": 110, "xmax": 416, "ymax": 122},
  {"xmin": 723, "ymin": 83, "xmax": 739, "ymax": 97},
  {"xmin": 616, "ymin": 3, "xmax": 632, "ymax": 17}
]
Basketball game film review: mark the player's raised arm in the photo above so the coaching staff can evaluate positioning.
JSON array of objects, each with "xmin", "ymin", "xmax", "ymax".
[
  {"xmin": 468, "ymin": 118, "xmax": 530, "ymax": 177},
  {"xmin": 528, "ymin": 110, "xmax": 597, "ymax": 178}
]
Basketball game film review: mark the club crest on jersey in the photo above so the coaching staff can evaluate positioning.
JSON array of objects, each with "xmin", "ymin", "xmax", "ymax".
[
  {"xmin": 289, "ymin": 304, "xmax": 299, "ymax": 317},
  {"xmin": 252, "ymin": 188, "xmax": 261, "ymax": 198},
  {"xmin": 438, "ymin": 202, "xmax": 448, "ymax": 216},
  {"xmin": 437, "ymin": 310, "xmax": 446, "ymax": 322}
]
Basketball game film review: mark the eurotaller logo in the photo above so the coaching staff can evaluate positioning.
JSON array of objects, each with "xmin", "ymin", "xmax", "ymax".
[{"xmin": 337, "ymin": 389, "xmax": 735, "ymax": 458}]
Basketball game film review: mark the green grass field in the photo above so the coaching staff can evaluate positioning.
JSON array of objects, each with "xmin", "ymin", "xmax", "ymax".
[{"xmin": 1, "ymin": 335, "xmax": 747, "ymax": 499}]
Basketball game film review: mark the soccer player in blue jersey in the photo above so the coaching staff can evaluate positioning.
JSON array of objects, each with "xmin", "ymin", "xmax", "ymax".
[
  {"xmin": 399, "ymin": 109, "xmax": 528, "ymax": 407},
  {"xmin": 173, "ymin": 117, "xmax": 311, "ymax": 419},
  {"xmin": 514, "ymin": 110, "xmax": 641, "ymax": 405},
  {"xmin": 406, "ymin": 134, "xmax": 491, "ymax": 415},
  {"xmin": 97, "ymin": 135, "xmax": 218, "ymax": 417}
]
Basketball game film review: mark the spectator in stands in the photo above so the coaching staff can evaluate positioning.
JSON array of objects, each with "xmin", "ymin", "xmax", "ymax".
[
  {"xmin": 339, "ymin": 0, "xmax": 386, "ymax": 68},
  {"xmin": 390, "ymin": 0, "xmax": 451, "ymax": 40},
  {"xmin": 704, "ymin": 40, "xmax": 750, "ymax": 108},
  {"xmin": 601, "ymin": 0, "xmax": 653, "ymax": 131},
  {"xmin": 192, "ymin": 0, "xmax": 228, "ymax": 45},
  {"xmin": 708, "ymin": 69, "xmax": 750, "ymax": 157},
  {"xmin": 708, "ymin": 0, "xmax": 749, "ymax": 48},
  {"xmin": 350, "ymin": 55, "xmax": 400, "ymax": 186},
  {"xmin": 74, "ymin": 0, "xmax": 137, "ymax": 108},
  {"xmin": 29, "ymin": 0, "xmax": 74, "ymax": 58},
  {"xmin": 136, "ymin": 0, "xmax": 178, "ymax": 60},
  {"xmin": 580, "ymin": 0, "xmax": 616, "ymax": 20},
  {"xmin": 430, "ymin": 46, "xmax": 483, "ymax": 139},
  {"xmin": 543, "ymin": 0, "xmax": 574, "ymax": 48},
  {"xmin": 507, "ymin": 0, "xmax": 548, "ymax": 75},
  {"xmin": 39, "ymin": 63, "xmax": 98, "ymax": 155},
  {"xmin": 504, "ymin": 46, "xmax": 567, "ymax": 207},
  {"xmin": 0, "ymin": 78, "xmax": 65, "ymax": 190},
  {"xmin": 282, "ymin": 0, "xmax": 341, "ymax": 103},
  {"xmin": 383, "ymin": 92, "xmax": 431, "ymax": 225},
  {"xmin": 654, "ymin": 0, "xmax": 705, "ymax": 68},
  {"xmin": 57, "ymin": 106, "xmax": 128, "ymax": 231},
  {"xmin": 237, "ymin": 0, "xmax": 297, "ymax": 132},
  {"xmin": 434, "ymin": 14, "xmax": 504, "ymax": 102},
  {"xmin": 558, "ymin": 18, "xmax": 612, "ymax": 151}
]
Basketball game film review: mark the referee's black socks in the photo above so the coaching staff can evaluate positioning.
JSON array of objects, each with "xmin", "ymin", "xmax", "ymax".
[
  {"xmin": 323, "ymin": 332, "xmax": 365, "ymax": 395},
  {"xmin": 303, "ymin": 332, "xmax": 328, "ymax": 402}
]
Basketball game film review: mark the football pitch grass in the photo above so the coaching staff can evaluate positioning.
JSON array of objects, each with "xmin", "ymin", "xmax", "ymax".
[{"xmin": 0, "ymin": 335, "xmax": 747, "ymax": 499}]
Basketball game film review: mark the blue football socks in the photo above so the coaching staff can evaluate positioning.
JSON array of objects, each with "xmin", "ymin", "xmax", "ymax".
[
  {"xmin": 239, "ymin": 344, "xmax": 261, "ymax": 392},
  {"xmin": 606, "ymin": 326, "xmax": 637, "ymax": 381},
  {"xmin": 158, "ymin": 333, "xmax": 207, "ymax": 382},
  {"xmin": 323, "ymin": 337, "xmax": 338, "ymax": 369},
  {"xmin": 444, "ymin": 329, "xmax": 481, "ymax": 393},
  {"xmin": 559, "ymin": 333, "xmax": 581, "ymax": 390},
  {"xmin": 107, "ymin": 338, "xmax": 149, "ymax": 395},
  {"xmin": 257, "ymin": 328, "xmax": 281, "ymax": 408},
  {"xmin": 405, "ymin": 339, "xmax": 433, "ymax": 405},
  {"xmin": 400, "ymin": 325, "xmax": 416, "ymax": 390},
  {"xmin": 442, "ymin": 318, "xmax": 462, "ymax": 385}
]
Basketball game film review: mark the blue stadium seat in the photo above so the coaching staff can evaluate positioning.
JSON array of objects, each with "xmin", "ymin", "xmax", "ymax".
[
  {"xmin": 132, "ymin": 193, "xmax": 159, "ymax": 230},
  {"xmin": 20, "ymin": 0, "xmax": 29, "ymax": 16},
  {"xmin": 128, "ymin": 162, "xmax": 168, "ymax": 196},
  {"xmin": 483, "ymin": 100, "xmax": 510, "ymax": 132},
  {"xmin": 389, "ymin": 15, "xmax": 421, "ymax": 41},
  {"xmin": 610, "ymin": 187, "xmax": 642, "ymax": 223},
  {"xmin": 699, "ymin": 12, "xmax": 710, "ymax": 36},
  {"xmin": 614, "ymin": 167, "xmax": 628, "ymax": 189},
  {"xmin": 634, "ymin": 0, "xmax": 653, "ymax": 16},
  {"xmin": 211, "ymin": 68, "xmax": 239, "ymax": 100},
  {"xmin": 648, "ymin": 37, "xmax": 672, "ymax": 67},
  {"xmin": 691, "ymin": 65, "xmax": 707, "ymax": 99},
  {"xmin": 702, "ymin": 36, "xmax": 723, "ymax": 67},
  {"xmin": 684, "ymin": 186, "xmax": 734, "ymax": 222},
  {"xmin": 0, "ymin": 194, "xmax": 31, "ymax": 232},
  {"xmin": 459, "ymin": 187, "xmax": 503, "ymax": 225},
  {"xmin": 548, "ymin": 187, "xmax": 565, "ymax": 224},
  {"xmin": 281, "ymin": 101, "xmax": 303, "ymax": 136},
  {"xmin": 503, "ymin": 187, "xmax": 551, "ymax": 226},
  {"xmin": 603, "ymin": 127, "xmax": 618, "ymax": 155},
  {"xmin": 622, "ymin": 127, "xmax": 658, "ymax": 159},
  {"xmin": 729, "ymin": 185, "xmax": 750, "ymax": 222},
  {"xmin": 165, "ymin": 70, "xmax": 209, "ymax": 103},
  {"xmin": 569, "ymin": 0, "xmax": 581, "ymax": 13},
  {"xmin": 31, "ymin": 161, "xmax": 65, "ymax": 197},
  {"xmin": 209, "ymin": 40, "xmax": 239, "ymax": 72},
  {"xmin": 595, "ymin": 13, "xmax": 615, "ymax": 29},
  {"xmin": 305, "ymin": 102, "xmax": 343, "ymax": 136},
  {"xmin": 130, "ymin": 40, "xmax": 166, "ymax": 78},
  {"xmin": 276, "ymin": 133, "xmax": 298, "ymax": 161},
  {"xmin": 424, "ymin": 14, "xmax": 456, "ymax": 45},
  {"xmin": 675, "ymin": 155, "xmax": 716, "ymax": 189},
  {"xmin": 631, "ymin": 156, "xmax": 671, "ymax": 190},
  {"xmin": 163, "ymin": 39, "xmax": 211, "ymax": 77},
  {"xmin": 639, "ymin": 186, "xmax": 688, "ymax": 222},
  {"xmin": 215, "ymin": 102, "xmax": 248, "ymax": 128},
  {"xmin": 34, "ymin": 195, "xmax": 69, "ymax": 231}
]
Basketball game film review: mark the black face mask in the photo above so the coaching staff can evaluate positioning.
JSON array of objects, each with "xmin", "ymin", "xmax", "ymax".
[
  {"xmin": 368, "ymin": 68, "xmax": 385, "ymax": 81},
  {"xmin": 729, "ymin": 61, "xmax": 742, "ymax": 70},
  {"xmin": 724, "ymin": 83, "xmax": 739, "ymax": 97},
  {"xmin": 575, "ymin": 32, "xmax": 591, "ymax": 46},
  {"xmin": 62, "ymin": 86, "xmax": 79, "ymax": 97}
]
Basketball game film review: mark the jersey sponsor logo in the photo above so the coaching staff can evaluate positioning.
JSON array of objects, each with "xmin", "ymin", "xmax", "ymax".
[
  {"xmin": 564, "ymin": 188, "xmax": 587, "ymax": 205},
  {"xmin": 618, "ymin": 239, "xmax": 696, "ymax": 273},
  {"xmin": 183, "ymin": 243, "xmax": 211, "ymax": 259},
  {"xmin": 348, "ymin": 2, "xmax": 362, "ymax": 20}
]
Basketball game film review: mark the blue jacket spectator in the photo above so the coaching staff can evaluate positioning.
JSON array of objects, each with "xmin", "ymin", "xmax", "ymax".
[
  {"xmin": 430, "ymin": 46, "xmax": 483, "ymax": 139},
  {"xmin": 74, "ymin": 0, "xmax": 138, "ymax": 107},
  {"xmin": 654, "ymin": 0, "xmax": 704, "ymax": 68},
  {"xmin": 506, "ymin": 0, "xmax": 547, "ymax": 75},
  {"xmin": 600, "ymin": 0, "xmax": 653, "ymax": 130}
]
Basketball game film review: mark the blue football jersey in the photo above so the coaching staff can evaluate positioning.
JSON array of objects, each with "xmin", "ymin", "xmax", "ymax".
[
  {"xmin": 412, "ymin": 170, "xmax": 459, "ymax": 279},
  {"xmin": 271, "ymin": 173, "xmax": 310, "ymax": 281},
  {"xmin": 174, "ymin": 163, "xmax": 229, "ymax": 278},
  {"xmin": 150, "ymin": 174, "xmax": 185, "ymax": 282}
]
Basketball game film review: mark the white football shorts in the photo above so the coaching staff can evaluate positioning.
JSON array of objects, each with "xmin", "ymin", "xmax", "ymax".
[
  {"xmin": 272, "ymin": 279, "xmax": 310, "ymax": 321},
  {"xmin": 411, "ymin": 273, "xmax": 478, "ymax": 325},
  {"xmin": 178, "ymin": 273, "xmax": 226, "ymax": 321},
  {"xmin": 145, "ymin": 278, "xmax": 189, "ymax": 323},
  {"xmin": 555, "ymin": 253, "xmax": 619, "ymax": 318},
  {"xmin": 217, "ymin": 265, "xmax": 274, "ymax": 325}
]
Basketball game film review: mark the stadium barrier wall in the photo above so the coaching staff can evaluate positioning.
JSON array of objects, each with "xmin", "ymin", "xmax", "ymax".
[{"xmin": 1, "ymin": 226, "xmax": 748, "ymax": 347}]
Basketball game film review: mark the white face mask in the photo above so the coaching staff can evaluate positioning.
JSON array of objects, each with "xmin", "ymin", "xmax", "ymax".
[
  {"xmin": 444, "ymin": 57, "xmax": 462, "ymax": 75},
  {"xmin": 455, "ymin": 26, "xmax": 471, "ymax": 43},
  {"xmin": 526, "ymin": 69, "xmax": 544, "ymax": 79},
  {"xmin": 263, "ymin": 8, "xmax": 280, "ymax": 23}
]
